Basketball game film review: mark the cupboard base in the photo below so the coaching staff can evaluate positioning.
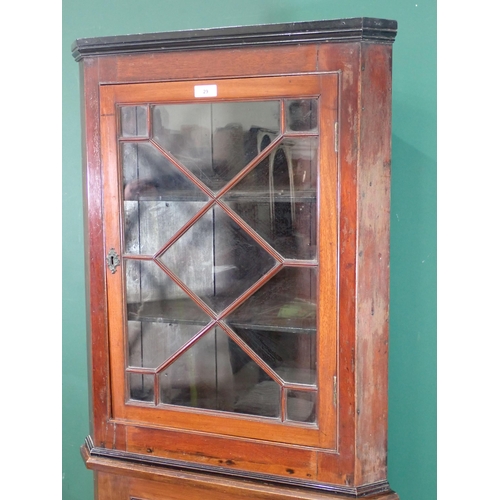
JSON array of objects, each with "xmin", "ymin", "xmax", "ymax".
[{"xmin": 82, "ymin": 444, "xmax": 399, "ymax": 500}]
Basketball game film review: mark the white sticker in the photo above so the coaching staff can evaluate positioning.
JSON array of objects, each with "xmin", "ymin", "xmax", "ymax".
[{"xmin": 194, "ymin": 84, "xmax": 217, "ymax": 98}]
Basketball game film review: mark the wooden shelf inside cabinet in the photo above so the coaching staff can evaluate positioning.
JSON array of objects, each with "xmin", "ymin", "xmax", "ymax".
[
  {"xmin": 127, "ymin": 298, "xmax": 316, "ymax": 334},
  {"xmin": 223, "ymin": 190, "xmax": 317, "ymax": 203},
  {"xmin": 73, "ymin": 17, "xmax": 398, "ymax": 500}
]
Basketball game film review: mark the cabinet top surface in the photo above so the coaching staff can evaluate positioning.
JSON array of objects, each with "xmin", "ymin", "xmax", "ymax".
[{"xmin": 71, "ymin": 17, "xmax": 397, "ymax": 61}]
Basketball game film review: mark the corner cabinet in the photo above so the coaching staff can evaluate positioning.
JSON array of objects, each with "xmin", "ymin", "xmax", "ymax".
[{"xmin": 72, "ymin": 18, "xmax": 398, "ymax": 500}]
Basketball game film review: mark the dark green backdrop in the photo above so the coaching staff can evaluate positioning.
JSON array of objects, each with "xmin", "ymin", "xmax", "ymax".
[{"xmin": 62, "ymin": 2, "xmax": 436, "ymax": 499}]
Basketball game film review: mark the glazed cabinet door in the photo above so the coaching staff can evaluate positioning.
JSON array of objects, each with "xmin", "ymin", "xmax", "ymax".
[{"xmin": 100, "ymin": 74, "xmax": 339, "ymax": 450}]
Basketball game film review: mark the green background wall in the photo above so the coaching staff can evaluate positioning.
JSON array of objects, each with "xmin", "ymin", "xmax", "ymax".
[{"xmin": 62, "ymin": 1, "xmax": 436, "ymax": 499}]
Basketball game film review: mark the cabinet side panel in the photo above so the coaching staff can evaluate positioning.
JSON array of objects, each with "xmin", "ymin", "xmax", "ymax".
[
  {"xmin": 316, "ymin": 43, "xmax": 361, "ymax": 483},
  {"xmin": 80, "ymin": 57, "xmax": 112, "ymax": 446},
  {"xmin": 354, "ymin": 42, "xmax": 394, "ymax": 485}
]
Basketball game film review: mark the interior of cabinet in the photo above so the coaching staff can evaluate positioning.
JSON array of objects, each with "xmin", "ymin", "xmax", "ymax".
[{"xmin": 119, "ymin": 98, "xmax": 320, "ymax": 424}]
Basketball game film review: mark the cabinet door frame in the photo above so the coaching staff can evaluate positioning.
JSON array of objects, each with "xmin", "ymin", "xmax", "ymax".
[{"xmin": 100, "ymin": 73, "xmax": 339, "ymax": 450}]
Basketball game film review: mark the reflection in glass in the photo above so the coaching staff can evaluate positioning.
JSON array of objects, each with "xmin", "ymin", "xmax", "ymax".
[
  {"xmin": 233, "ymin": 381, "xmax": 280, "ymax": 418},
  {"xmin": 285, "ymin": 99, "xmax": 318, "ymax": 132},
  {"xmin": 152, "ymin": 101, "xmax": 280, "ymax": 192},
  {"xmin": 128, "ymin": 373, "xmax": 154, "ymax": 402},
  {"xmin": 222, "ymin": 136, "xmax": 318, "ymax": 260},
  {"xmin": 128, "ymin": 320, "xmax": 203, "ymax": 370},
  {"xmin": 286, "ymin": 390, "xmax": 316, "ymax": 423},
  {"xmin": 122, "ymin": 142, "xmax": 209, "ymax": 201},
  {"xmin": 120, "ymin": 105, "xmax": 148, "ymax": 137},
  {"xmin": 122, "ymin": 142, "xmax": 209, "ymax": 255},
  {"xmin": 125, "ymin": 259, "xmax": 213, "ymax": 402},
  {"xmin": 160, "ymin": 327, "xmax": 280, "ymax": 418},
  {"xmin": 119, "ymin": 97, "xmax": 321, "ymax": 422},
  {"xmin": 160, "ymin": 205, "xmax": 277, "ymax": 313},
  {"xmin": 226, "ymin": 267, "xmax": 317, "ymax": 385},
  {"xmin": 125, "ymin": 259, "xmax": 212, "ymax": 324}
]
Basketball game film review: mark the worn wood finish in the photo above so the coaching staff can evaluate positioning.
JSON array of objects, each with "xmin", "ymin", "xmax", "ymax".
[
  {"xmin": 83, "ymin": 445, "xmax": 399, "ymax": 500},
  {"xmin": 72, "ymin": 18, "xmax": 397, "ymax": 61},
  {"xmin": 74, "ymin": 18, "xmax": 398, "ymax": 499},
  {"xmin": 79, "ymin": 56, "xmax": 112, "ymax": 449},
  {"xmin": 100, "ymin": 74, "xmax": 337, "ymax": 451},
  {"xmin": 354, "ymin": 42, "xmax": 394, "ymax": 486},
  {"xmin": 98, "ymin": 46, "xmax": 319, "ymax": 85}
]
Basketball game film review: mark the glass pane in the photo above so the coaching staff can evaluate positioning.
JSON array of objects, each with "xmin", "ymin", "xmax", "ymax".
[
  {"xmin": 119, "ymin": 97, "xmax": 323, "ymax": 422},
  {"xmin": 160, "ymin": 327, "xmax": 281, "ymax": 418},
  {"xmin": 285, "ymin": 99, "xmax": 318, "ymax": 132},
  {"xmin": 121, "ymin": 105, "xmax": 148, "ymax": 137},
  {"xmin": 159, "ymin": 205, "xmax": 277, "ymax": 313},
  {"xmin": 125, "ymin": 259, "xmax": 212, "ymax": 325},
  {"xmin": 128, "ymin": 320, "xmax": 203, "ymax": 370},
  {"xmin": 234, "ymin": 380, "xmax": 281, "ymax": 418},
  {"xmin": 122, "ymin": 141, "xmax": 210, "ymax": 201},
  {"xmin": 122, "ymin": 142, "xmax": 209, "ymax": 255},
  {"xmin": 124, "ymin": 199, "xmax": 207, "ymax": 255},
  {"xmin": 287, "ymin": 390, "xmax": 317, "ymax": 423},
  {"xmin": 226, "ymin": 267, "xmax": 317, "ymax": 385},
  {"xmin": 128, "ymin": 373, "xmax": 154, "ymax": 402},
  {"xmin": 222, "ymin": 137, "xmax": 318, "ymax": 260},
  {"xmin": 152, "ymin": 101, "xmax": 280, "ymax": 192},
  {"xmin": 125, "ymin": 259, "xmax": 213, "ymax": 398}
]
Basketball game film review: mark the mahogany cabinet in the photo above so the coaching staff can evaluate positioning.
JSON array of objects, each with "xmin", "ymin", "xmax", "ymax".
[{"xmin": 72, "ymin": 18, "xmax": 398, "ymax": 499}]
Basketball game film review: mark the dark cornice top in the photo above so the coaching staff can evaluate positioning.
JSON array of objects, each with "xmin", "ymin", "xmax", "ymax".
[{"xmin": 72, "ymin": 18, "xmax": 397, "ymax": 62}]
